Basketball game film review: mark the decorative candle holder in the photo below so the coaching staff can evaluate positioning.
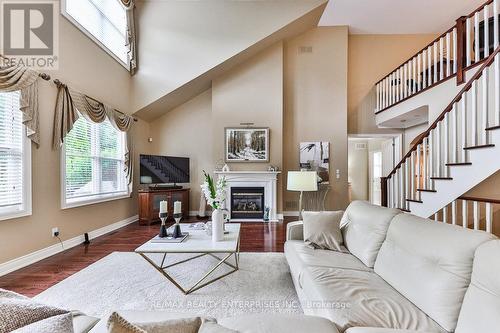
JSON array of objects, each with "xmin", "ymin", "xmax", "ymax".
[
  {"xmin": 172, "ymin": 213, "xmax": 182, "ymax": 238},
  {"xmin": 159, "ymin": 212, "xmax": 168, "ymax": 238}
]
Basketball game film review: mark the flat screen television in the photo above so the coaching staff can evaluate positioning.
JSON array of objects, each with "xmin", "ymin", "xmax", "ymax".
[{"xmin": 140, "ymin": 155, "xmax": 190, "ymax": 185}]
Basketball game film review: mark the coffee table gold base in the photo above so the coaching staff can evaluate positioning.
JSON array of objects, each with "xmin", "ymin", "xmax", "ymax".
[{"xmin": 138, "ymin": 251, "xmax": 240, "ymax": 295}]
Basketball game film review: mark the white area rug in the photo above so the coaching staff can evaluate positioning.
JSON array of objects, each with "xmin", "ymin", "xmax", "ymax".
[{"xmin": 34, "ymin": 252, "xmax": 301, "ymax": 319}]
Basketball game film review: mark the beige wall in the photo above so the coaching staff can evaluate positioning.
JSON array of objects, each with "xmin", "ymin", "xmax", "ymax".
[
  {"xmin": 0, "ymin": 16, "xmax": 150, "ymax": 264},
  {"xmin": 284, "ymin": 27, "xmax": 349, "ymax": 211},
  {"xmin": 148, "ymin": 42, "xmax": 284, "ymax": 212},
  {"xmin": 149, "ymin": 90, "xmax": 213, "ymax": 213},
  {"xmin": 348, "ymin": 34, "xmax": 437, "ymax": 135}
]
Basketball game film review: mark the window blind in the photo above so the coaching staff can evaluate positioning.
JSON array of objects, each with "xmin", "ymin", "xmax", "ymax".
[
  {"xmin": 65, "ymin": 0, "xmax": 128, "ymax": 64},
  {"xmin": 64, "ymin": 117, "xmax": 127, "ymax": 204},
  {"xmin": 0, "ymin": 92, "xmax": 25, "ymax": 213}
]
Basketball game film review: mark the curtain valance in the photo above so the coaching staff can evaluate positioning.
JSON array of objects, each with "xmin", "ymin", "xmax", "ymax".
[
  {"xmin": 0, "ymin": 63, "xmax": 40, "ymax": 146},
  {"xmin": 53, "ymin": 80, "xmax": 135, "ymax": 192},
  {"xmin": 121, "ymin": 0, "xmax": 137, "ymax": 75}
]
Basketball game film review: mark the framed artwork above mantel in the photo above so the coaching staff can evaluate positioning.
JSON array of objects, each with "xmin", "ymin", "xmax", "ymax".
[{"xmin": 225, "ymin": 127, "xmax": 269, "ymax": 162}]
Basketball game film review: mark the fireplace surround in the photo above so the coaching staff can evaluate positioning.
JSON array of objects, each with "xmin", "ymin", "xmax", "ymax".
[{"xmin": 214, "ymin": 171, "xmax": 280, "ymax": 222}]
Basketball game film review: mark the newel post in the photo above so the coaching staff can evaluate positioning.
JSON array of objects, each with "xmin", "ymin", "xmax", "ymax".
[
  {"xmin": 381, "ymin": 176, "xmax": 388, "ymax": 207},
  {"xmin": 456, "ymin": 16, "xmax": 467, "ymax": 85}
]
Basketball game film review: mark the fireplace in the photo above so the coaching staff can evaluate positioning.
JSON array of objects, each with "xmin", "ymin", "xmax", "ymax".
[{"xmin": 230, "ymin": 187, "xmax": 265, "ymax": 219}]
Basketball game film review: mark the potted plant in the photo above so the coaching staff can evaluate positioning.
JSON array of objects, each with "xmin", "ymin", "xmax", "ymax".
[{"xmin": 201, "ymin": 171, "xmax": 227, "ymax": 242}]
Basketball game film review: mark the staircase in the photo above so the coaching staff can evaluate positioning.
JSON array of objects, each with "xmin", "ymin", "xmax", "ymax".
[{"xmin": 379, "ymin": 0, "xmax": 500, "ymax": 234}]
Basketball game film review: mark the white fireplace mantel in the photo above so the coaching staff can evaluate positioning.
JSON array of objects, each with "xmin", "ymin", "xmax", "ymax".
[{"xmin": 214, "ymin": 171, "xmax": 281, "ymax": 222}]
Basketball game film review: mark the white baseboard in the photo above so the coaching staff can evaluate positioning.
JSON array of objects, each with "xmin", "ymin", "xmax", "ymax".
[
  {"xmin": 0, "ymin": 215, "xmax": 138, "ymax": 277},
  {"xmin": 276, "ymin": 213, "xmax": 284, "ymax": 220}
]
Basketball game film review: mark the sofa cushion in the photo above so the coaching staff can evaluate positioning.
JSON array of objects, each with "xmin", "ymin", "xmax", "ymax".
[
  {"xmin": 72, "ymin": 311, "xmax": 99, "ymax": 333},
  {"xmin": 285, "ymin": 240, "xmax": 370, "ymax": 273},
  {"xmin": 14, "ymin": 313, "xmax": 74, "ymax": 333},
  {"xmin": 455, "ymin": 240, "xmax": 500, "ymax": 333},
  {"xmin": 346, "ymin": 328, "xmax": 437, "ymax": 333},
  {"xmin": 298, "ymin": 266, "xmax": 445, "ymax": 333},
  {"xmin": 340, "ymin": 201, "xmax": 400, "ymax": 268},
  {"xmin": 218, "ymin": 314, "xmax": 339, "ymax": 333},
  {"xmin": 303, "ymin": 211, "xmax": 345, "ymax": 251},
  {"xmin": 374, "ymin": 214, "xmax": 496, "ymax": 332}
]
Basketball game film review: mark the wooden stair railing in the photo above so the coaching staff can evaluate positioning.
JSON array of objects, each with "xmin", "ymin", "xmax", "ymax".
[
  {"xmin": 381, "ymin": 45, "xmax": 500, "ymax": 211},
  {"xmin": 375, "ymin": 0, "xmax": 499, "ymax": 114}
]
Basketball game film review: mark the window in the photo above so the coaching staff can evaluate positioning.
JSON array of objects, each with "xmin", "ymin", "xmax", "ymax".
[
  {"xmin": 62, "ymin": 0, "xmax": 129, "ymax": 67},
  {"xmin": 0, "ymin": 92, "xmax": 31, "ymax": 221},
  {"xmin": 62, "ymin": 117, "xmax": 128, "ymax": 208}
]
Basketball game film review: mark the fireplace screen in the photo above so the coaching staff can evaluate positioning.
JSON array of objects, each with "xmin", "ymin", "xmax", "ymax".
[{"xmin": 230, "ymin": 187, "xmax": 265, "ymax": 219}]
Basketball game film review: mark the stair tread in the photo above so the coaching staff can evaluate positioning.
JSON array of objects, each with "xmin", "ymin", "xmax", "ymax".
[
  {"xmin": 406, "ymin": 198, "xmax": 423, "ymax": 203},
  {"xmin": 486, "ymin": 125, "xmax": 500, "ymax": 131},
  {"xmin": 446, "ymin": 162, "xmax": 472, "ymax": 166},
  {"xmin": 430, "ymin": 177, "xmax": 453, "ymax": 180},
  {"xmin": 463, "ymin": 144, "xmax": 495, "ymax": 150},
  {"xmin": 417, "ymin": 188, "xmax": 437, "ymax": 192},
  {"xmin": 398, "ymin": 208, "xmax": 411, "ymax": 213}
]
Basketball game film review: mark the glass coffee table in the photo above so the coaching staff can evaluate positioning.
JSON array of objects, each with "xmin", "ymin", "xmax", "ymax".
[{"xmin": 135, "ymin": 223, "xmax": 241, "ymax": 295}]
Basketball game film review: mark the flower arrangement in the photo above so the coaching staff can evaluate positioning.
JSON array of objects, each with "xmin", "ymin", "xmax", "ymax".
[{"xmin": 201, "ymin": 170, "xmax": 227, "ymax": 210}]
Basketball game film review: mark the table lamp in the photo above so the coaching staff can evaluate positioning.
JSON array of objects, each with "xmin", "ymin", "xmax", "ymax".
[{"xmin": 287, "ymin": 171, "xmax": 318, "ymax": 219}]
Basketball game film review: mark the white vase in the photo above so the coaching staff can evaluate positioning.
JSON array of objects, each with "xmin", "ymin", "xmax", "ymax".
[{"xmin": 211, "ymin": 209, "xmax": 224, "ymax": 242}]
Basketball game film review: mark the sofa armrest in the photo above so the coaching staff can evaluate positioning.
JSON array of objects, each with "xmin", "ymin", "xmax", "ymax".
[
  {"xmin": 286, "ymin": 221, "xmax": 304, "ymax": 241},
  {"xmin": 346, "ymin": 328, "xmax": 438, "ymax": 333}
]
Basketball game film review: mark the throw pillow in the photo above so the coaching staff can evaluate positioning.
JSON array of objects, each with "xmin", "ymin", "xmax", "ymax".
[
  {"xmin": 0, "ymin": 288, "xmax": 69, "ymax": 333},
  {"xmin": 107, "ymin": 312, "xmax": 202, "ymax": 333},
  {"xmin": 13, "ymin": 313, "xmax": 74, "ymax": 333},
  {"xmin": 302, "ymin": 211, "xmax": 344, "ymax": 251}
]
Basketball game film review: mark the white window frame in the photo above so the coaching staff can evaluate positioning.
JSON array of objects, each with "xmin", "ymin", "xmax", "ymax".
[
  {"xmin": 60, "ymin": 120, "xmax": 130, "ymax": 209},
  {"xmin": 0, "ymin": 110, "xmax": 32, "ymax": 222},
  {"xmin": 60, "ymin": 0, "xmax": 130, "ymax": 70}
]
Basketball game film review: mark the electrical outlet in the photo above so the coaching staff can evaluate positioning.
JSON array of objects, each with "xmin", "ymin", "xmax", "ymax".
[{"xmin": 51, "ymin": 227, "xmax": 59, "ymax": 237}]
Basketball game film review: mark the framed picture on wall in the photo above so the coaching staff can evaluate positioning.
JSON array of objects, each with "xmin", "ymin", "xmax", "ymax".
[
  {"xmin": 300, "ymin": 141, "xmax": 330, "ymax": 184},
  {"xmin": 225, "ymin": 127, "xmax": 270, "ymax": 162}
]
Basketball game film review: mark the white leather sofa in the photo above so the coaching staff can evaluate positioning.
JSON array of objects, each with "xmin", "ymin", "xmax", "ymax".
[{"xmin": 285, "ymin": 200, "xmax": 500, "ymax": 333}]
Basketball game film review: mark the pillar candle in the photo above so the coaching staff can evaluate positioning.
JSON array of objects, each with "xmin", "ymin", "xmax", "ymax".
[
  {"xmin": 174, "ymin": 201, "xmax": 182, "ymax": 214},
  {"xmin": 159, "ymin": 200, "xmax": 168, "ymax": 213}
]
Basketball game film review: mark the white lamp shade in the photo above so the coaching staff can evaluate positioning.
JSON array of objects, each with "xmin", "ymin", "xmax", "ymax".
[{"xmin": 287, "ymin": 171, "xmax": 318, "ymax": 191}]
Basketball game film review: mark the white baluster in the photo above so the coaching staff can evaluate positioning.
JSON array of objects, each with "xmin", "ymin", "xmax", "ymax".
[
  {"xmin": 482, "ymin": 68, "xmax": 489, "ymax": 144},
  {"xmin": 423, "ymin": 49, "xmax": 427, "ymax": 88},
  {"xmin": 428, "ymin": 46, "xmax": 433, "ymax": 85},
  {"xmin": 451, "ymin": 200, "xmax": 457, "ymax": 225},
  {"xmin": 396, "ymin": 69, "xmax": 400, "ymax": 102},
  {"xmin": 434, "ymin": 42, "xmax": 438, "ymax": 82},
  {"xmin": 496, "ymin": 52, "xmax": 500, "ymax": 126},
  {"xmin": 403, "ymin": 63, "xmax": 408, "ymax": 98},
  {"xmin": 452, "ymin": 103, "xmax": 458, "ymax": 163},
  {"xmin": 453, "ymin": 27, "xmax": 458, "ymax": 74},
  {"xmin": 485, "ymin": 5, "xmax": 490, "ymax": 58},
  {"xmin": 486, "ymin": 202, "xmax": 493, "ymax": 233},
  {"xmin": 495, "ymin": 0, "xmax": 499, "ymax": 49},
  {"xmin": 472, "ymin": 80, "xmax": 478, "ymax": 146},
  {"xmin": 429, "ymin": 129, "xmax": 434, "ymax": 183},
  {"xmin": 475, "ymin": 12, "xmax": 480, "ymax": 63},
  {"xmin": 389, "ymin": 74, "xmax": 393, "ymax": 106},
  {"xmin": 440, "ymin": 37, "xmax": 444, "ymax": 80},
  {"xmin": 400, "ymin": 67, "xmax": 404, "ymax": 99},
  {"xmin": 405, "ymin": 160, "xmax": 410, "ymax": 207},
  {"xmin": 473, "ymin": 201, "xmax": 480, "ymax": 230},
  {"xmin": 461, "ymin": 94, "xmax": 468, "ymax": 162},
  {"xmin": 446, "ymin": 32, "xmax": 451, "ymax": 77},
  {"xmin": 410, "ymin": 151, "xmax": 415, "ymax": 199},
  {"xmin": 423, "ymin": 137, "xmax": 428, "ymax": 189},
  {"xmin": 466, "ymin": 18, "xmax": 472, "ymax": 66},
  {"xmin": 413, "ymin": 58, "xmax": 417, "ymax": 93},
  {"xmin": 399, "ymin": 168, "xmax": 404, "ymax": 209},
  {"xmin": 436, "ymin": 122, "xmax": 441, "ymax": 176},
  {"xmin": 416, "ymin": 144, "xmax": 421, "ymax": 200},
  {"xmin": 444, "ymin": 113, "xmax": 449, "ymax": 172},
  {"xmin": 442, "ymin": 206, "xmax": 447, "ymax": 224},
  {"xmin": 434, "ymin": 213, "xmax": 439, "ymax": 221},
  {"xmin": 417, "ymin": 53, "xmax": 422, "ymax": 91},
  {"xmin": 376, "ymin": 83, "xmax": 380, "ymax": 112},
  {"xmin": 462, "ymin": 199, "xmax": 468, "ymax": 228},
  {"xmin": 392, "ymin": 176, "xmax": 396, "ymax": 208}
]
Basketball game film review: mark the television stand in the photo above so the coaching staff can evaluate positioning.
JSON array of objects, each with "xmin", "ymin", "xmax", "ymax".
[
  {"xmin": 149, "ymin": 184, "xmax": 183, "ymax": 190},
  {"xmin": 138, "ymin": 188, "xmax": 190, "ymax": 225}
]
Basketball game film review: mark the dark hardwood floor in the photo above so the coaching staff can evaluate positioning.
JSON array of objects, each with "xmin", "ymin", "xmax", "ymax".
[{"xmin": 0, "ymin": 217, "xmax": 294, "ymax": 297}]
